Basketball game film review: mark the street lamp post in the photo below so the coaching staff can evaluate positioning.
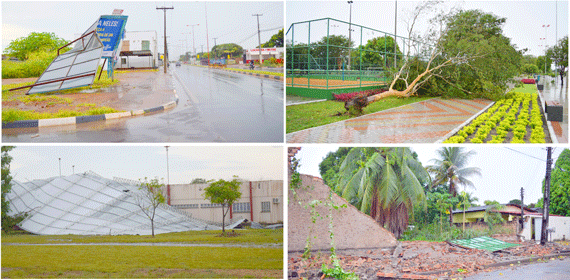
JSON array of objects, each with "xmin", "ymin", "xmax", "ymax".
[
  {"xmin": 59, "ymin": 158, "xmax": 61, "ymax": 177},
  {"xmin": 187, "ymin": 24, "xmax": 199, "ymax": 62},
  {"xmin": 542, "ymin": 24, "xmax": 550, "ymax": 74},
  {"xmin": 347, "ymin": 1, "xmax": 353, "ymax": 71}
]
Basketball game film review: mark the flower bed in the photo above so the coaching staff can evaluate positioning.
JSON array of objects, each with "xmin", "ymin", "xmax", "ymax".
[
  {"xmin": 443, "ymin": 92, "xmax": 548, "ymax": 144},
  {"xmin": 521, "ymin": 79, "xmax": 536, "ymax": 84},
  {"xmin": 332, "ymin": 88, "xmax": 387, "ymax": 102}
]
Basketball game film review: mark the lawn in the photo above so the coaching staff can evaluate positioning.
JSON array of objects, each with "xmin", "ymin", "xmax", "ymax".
[
  {"xmin": 1, "ymin": 228, "xmax": 283, "ymax": 245},
  {"xmin": 2, "ymin": 245, "xmax": 282, "ymax": 278},
  {"xmin": 286, "ymin": 96, "xmax": 434, "ymax": 133},
  {"xmin": 1, "ymin": 229, "xmax": 283, "ymax": 278}
]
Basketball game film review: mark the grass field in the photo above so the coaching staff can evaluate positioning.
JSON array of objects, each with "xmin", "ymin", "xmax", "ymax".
[
  {"xmin": 2, "ymin": 245, "xmax": 282, "ymax": 278},
  {"xmin": 286, "ymin": 96, "xmax": 434, "ymax": 133},
  {"xmin": 1, "ymin": 229, "xmax": 283, "ymax": 245},
  {"xmin": 1, "ymin": 229, "xmax": 283, "ymax": 278}
]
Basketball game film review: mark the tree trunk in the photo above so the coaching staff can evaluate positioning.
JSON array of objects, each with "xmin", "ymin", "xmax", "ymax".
[{"xmin": 151, "ymin": 219, "xmax": 155, "ymax": 237}]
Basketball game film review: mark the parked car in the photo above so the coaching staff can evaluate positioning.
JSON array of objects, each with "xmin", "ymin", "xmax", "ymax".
[{"xmin": 176, "ymin": 62, "xmax": 181, "ymax": 67}]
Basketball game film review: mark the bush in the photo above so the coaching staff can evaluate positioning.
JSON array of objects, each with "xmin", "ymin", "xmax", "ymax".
[
  {"xmin": 333, "ymin": 88, "xmax": 387, "ymax": 102},
  {"xmin": 2, "ymin": 50, "xmax": 56, "ymax": 78},
  {"xmin": 521, "ymin": 78, "xmax": 536, "ymax": 84}
]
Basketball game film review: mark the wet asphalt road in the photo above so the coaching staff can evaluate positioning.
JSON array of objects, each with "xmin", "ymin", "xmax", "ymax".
[
  {"xmin": 465, "ymin": 257, "xmax": 570, "ymax": 280},
  {"xmin": 2, "ymin": 66, "xmax": 284, "ymax": 143}
]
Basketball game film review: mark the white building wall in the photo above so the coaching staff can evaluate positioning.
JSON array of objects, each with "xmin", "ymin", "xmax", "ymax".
[
  {"xmin": 116, "ymin": 31, "xmax": 158, "ymax": 68},
  {"xmin": 168, "ymin": 180, "xmax": 283, "ymax": 224},
  {"xmin": 521, "ymin": 215, "xmax": 570, "ymax": 241}
]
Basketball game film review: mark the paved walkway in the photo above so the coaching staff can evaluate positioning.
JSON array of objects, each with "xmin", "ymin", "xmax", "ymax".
[{"xmin": 286, "ymin": 98, "xmax": 493, "ymax": 143}]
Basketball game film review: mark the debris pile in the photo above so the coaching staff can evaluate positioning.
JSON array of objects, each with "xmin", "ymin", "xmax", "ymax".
[{"xmin": 288, "ymin": 238, "xmax": 570, "ymax": 279}]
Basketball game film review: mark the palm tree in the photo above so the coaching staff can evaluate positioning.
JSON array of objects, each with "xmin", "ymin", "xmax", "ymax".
[
  {"xmin": 336, "ymin": 147, "xmax": 430, "ymax": 238},
  {"xmin": 427, "ymin": 147, "xmax": 482, "ymax": 225}
]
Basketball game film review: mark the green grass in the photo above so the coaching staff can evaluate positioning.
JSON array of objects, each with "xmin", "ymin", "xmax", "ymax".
[
  {"xmin": 2, "ymin": 107, "xmax": 120, "ymax": 123},
  {"xmin": 515, "ymin": 83, "xmax": 539, "ymax": 94},
  {"xmin": 286, "ymin": 96, "xmax": 433, "ymax": 133},
  {"xmin": 1, "ymin": 229, "xmax": 283, "ymax": 245},
  {"xmin": 1, "ymin": 245, "xmax": 282, "ymax": 278},
  {"xmin": 229, "ymin": 68, "xmax": 284, "ymax": 77}
]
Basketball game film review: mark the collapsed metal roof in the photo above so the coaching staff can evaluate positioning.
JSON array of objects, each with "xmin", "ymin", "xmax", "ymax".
[
  {"xmin": 448, "ymin": 236, "xmax": 519, "ymax": 252},
  {"xmin": 6, "ymin": 171, "xmax": 243, "ymax": 235}
]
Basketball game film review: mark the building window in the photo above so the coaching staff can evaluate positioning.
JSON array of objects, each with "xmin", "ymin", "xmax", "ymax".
[
  {"xmin": 200, "ymin": 203, "xmax": 223, "ymax": 208},
  {"xmin": 142, "ymin": 40, "xmax": 150, "ymax": 51},
  {"xmin": 173, "ymin": 204, "xmax": 198, "ymax": 209},
  {"xmin": 233, "ymin": 202, "xmax": 250, "ymax": 213},
  {"xmin": 121, "ymin": 58, "xmax": 127, "ymax": 64},
  {"xmin": 261, "ymin": 201, "xmax": 270, "ymax": 213}
]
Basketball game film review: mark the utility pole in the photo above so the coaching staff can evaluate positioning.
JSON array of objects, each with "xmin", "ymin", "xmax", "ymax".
[
  {"xmin": 394, "ymin": 0, "xmax": 397, "ymax": 68},
  {"xmin": 347, "ymin": 1, "xmax": 353, "ymax": 70},
  {"xmin": 520, "ymin": 187, "xmax": 524, "ymax": 231},
  {"xmin": 188, "ymin": 24, "xmax": 199, "ymax": 61},
  {"xmin": 165, "ymin": 146, "xmax": 170, "ymax": 205},
  {"xmin": 541, "ymin": 147, "xmax": 553, "ymax": 245},
  {"xmin": 205, "ymin": 3, "xmax": 210, "ymax": 66},
  {"xmin": 72, "ymin": 165, "xmax": 75, "ymax": 174},
  {"xmin": 157, "ymin": 6, "xmax": 174, "ymax": 73},
  {"xmin": 253, "ymin": 13, "xmax": 263, "ymax": 69},
  {"xmin": 59, "ymin": 158, "xmax": 61, "ymax": 177}
]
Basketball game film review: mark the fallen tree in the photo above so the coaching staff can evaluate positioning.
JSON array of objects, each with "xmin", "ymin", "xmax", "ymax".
[{"xmin": 345, "ymin": 1, "xmax": 522, "ymax": 115}]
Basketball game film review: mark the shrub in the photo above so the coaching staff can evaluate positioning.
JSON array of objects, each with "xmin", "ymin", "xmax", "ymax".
[
  {"xmin": 332, "ymin": 88, "xmax": 387, "ymax": 102},
  {"xmin": 521, "ymin": 79, "xmax": 536, "ymax": 84}
]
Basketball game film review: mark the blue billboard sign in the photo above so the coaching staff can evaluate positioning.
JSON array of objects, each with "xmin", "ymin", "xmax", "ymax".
[{"xmin": 96, "ymin": 15, "xmax": 128, "ymax": 58}]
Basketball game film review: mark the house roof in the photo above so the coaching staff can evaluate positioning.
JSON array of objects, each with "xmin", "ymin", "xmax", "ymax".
[{"xmin": 451, "ymin": 203, "xmax": 539, "ymax": 215}]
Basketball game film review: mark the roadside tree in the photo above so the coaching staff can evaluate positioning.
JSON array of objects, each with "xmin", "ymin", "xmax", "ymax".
[
  {"xmin": 135, "ymin": 177, "xmax": 166, "ymax": 237},
  {"xmin": 211, "ymin": 43, "xmax": 244, "ymax": 59},
  {"xmin": 204, "ymin": 177, "xmax": 242, "ymax": 234},
  {"xmin": 550, "ymin": 149, "xmax": 570, "ymax": 216},
  {"xmin": 261, "ymin": 29, "xmax": 284, "ymax": 48},
  {"xmin": 547, "ymin": 36, "xmax": 568, "ymax": 85},
  {"xmin": 427, "ymin": 147, "xmax": 481, "ymax": 225},
  {"xmin": 4, "ymin": 32, "xmax": 69, "ymax": 60},
  {"xmin": 347, "ymin": 3, "xmax": 522, "ymax": 114},
  {"xmin": 336, "ymin": 147, "xmax": 430, "ymax": 238}
]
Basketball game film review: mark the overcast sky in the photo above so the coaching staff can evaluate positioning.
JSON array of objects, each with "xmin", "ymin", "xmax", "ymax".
[
  {"xmin": 295, "ymin": 145, "xmax": 567, "ymax": 205},
  {"xmin": 2, "ymin": 1, "xmax": 283, "ymax": 59},
  {"xmin": 8, "ymin": 145, "xmax": 283, "ymax": 184},
  {"xmin": 287, "ymin": 0, "xmax": 568, "ymax": 57}
]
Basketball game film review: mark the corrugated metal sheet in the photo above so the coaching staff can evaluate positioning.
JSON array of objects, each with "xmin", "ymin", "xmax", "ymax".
[{"xmin": 448, "ymin": 236, "xmax": 519, "ymax": 252}]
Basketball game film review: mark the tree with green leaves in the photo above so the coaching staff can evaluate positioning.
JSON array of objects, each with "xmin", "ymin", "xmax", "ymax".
[
  {"xmin": 204, "ymin": 176, "xmax": 242, "ymax": 234},
  {"xmin": 135, "ymin": 177, "xmax": 166, "ymax": 237},
  {"xmin": 522, "ymin": 64, "xmax": 539, "ymax": 75},
  {"xmin": 261, "ymin": 29, "xmax": 284, "ymax": 48},
  {"xmin": 536, "ymin": 55, "xmax": 553, "ymax": 74},
  {"xmin": 547, "ymin": 36, "xmax": 568, "ymax": 85},
  {"xmin": 311, "ymin": 35, "xmax": 354, "ymax": 69},
  {"xmin": 336, "ymin": 147, "xmax": 430, "ymax": 238},
  {"xmin": 4, "ymin": 32, "xmax": 69, "ymax": 60},
  {"xmin": 211, "ymin": 43, "xmax": 244, "ymax": 59},
  {"xmin": 318, "ymin": 147, "xmax": 351, "ymax": 189},
  {"xmin": 360, "ymin": 36, "xmax": 402, "ymax": 69},
  {"xmin": 2, "ymin": 146, "xmax": 15, "ymax": 232},
  {"xmin": 349, "ymin": 3, "xmax": 523, "ymax": 113},
  {"xmin": 191, "ymin": 178, "xmax": 209, "ymax": 184},
  {"xmin": 483, "ymin": 200, "xmax": 505, "ymax": 230},
  {"xmin": 427, "ymin": 147, "xmax": 482, "ymax": 225},
  {"xmin": 550, "ymin": 149, "xmax": 570, "ymax": 216}
]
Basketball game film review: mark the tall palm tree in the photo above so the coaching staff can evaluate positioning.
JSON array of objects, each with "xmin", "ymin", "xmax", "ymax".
[
  {"xmin": 426, "ymin": 147, "xmax": 482, "ymax": 225},
  {"xmin": 336, "ymin": 147, "xmax": 430, "ymax": 238}
]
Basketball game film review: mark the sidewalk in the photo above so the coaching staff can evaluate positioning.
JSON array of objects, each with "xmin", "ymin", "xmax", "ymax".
[
  {"xmin": 538, "ymin": 75, "xmax": 568, "ymax": 143},
  {"xmin": 2, "ymin": 70, "xmax": 178, "ymax": 129},
  {"xmin": 286, "ymin": 98, "xmax": 493, "ymax": 143}
]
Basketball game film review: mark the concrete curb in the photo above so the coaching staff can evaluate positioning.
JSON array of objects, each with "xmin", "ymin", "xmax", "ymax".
[
  {"xmin": 213, "ymin": 66, "xmax": 284, "ymax": 81},
  {"xmin": 2, "ymin": 94, "xmax": 179, "ymax": 129},
  {"xmin": 536, "ymin": 86, "xmax": 559, "ymax": 144},
  {"xmin": 435, "ymin": 101, "xmax": 496, "ymax": 144}
]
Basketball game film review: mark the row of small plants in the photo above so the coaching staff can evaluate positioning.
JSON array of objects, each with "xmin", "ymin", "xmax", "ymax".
[
  {"xmin": 226, "ymin": 67, "xmax": 284, "ymax": 77},
  {"xmin": 444, "ymin": 92, "xmax": 545, "ymax": 143},
  {"xmin": 332, "ymin": 88, "xmax": 387, "ymax": 102}
]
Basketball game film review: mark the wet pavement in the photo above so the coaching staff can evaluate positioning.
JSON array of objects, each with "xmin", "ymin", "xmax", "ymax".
[
  {"xmin": 538, "ymin": 75, "xmax": 568, "ymax": 143},
  {"xmin": 286, "ymin": 98, "xmax": 493, "ymax": 143},
  {"xmin": 2, "ymin": 65, "xmax": 284, "ymax": 143},
  {"xmin": 465, "ymin": 257, "xmax": 570, "ymax": 280}
]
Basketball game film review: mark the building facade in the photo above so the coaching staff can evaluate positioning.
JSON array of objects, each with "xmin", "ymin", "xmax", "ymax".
[
  {"xmin": 167, "ymin": 180, "xmax": 283, "ymax": 224},
  {"xmin": 116, "ymin": 31, "xmax": 158, "ymax": 69},
  {"xmin": 244, "ymin": 47, "xmax": 284, "ymax": 63}
]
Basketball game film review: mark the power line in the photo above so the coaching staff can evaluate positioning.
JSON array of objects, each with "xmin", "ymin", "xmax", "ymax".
[{"xmin": 503, "ymin": 147, "xmax": 546, "ymax": 162}]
